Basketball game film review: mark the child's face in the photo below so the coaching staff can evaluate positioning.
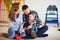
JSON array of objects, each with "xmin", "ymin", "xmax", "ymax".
[{"xmin": 29, "ymin": 14, "xmax": 35, "ymax": 21}]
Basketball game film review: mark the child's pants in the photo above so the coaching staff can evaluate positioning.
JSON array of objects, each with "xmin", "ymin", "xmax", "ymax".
[{"xmin": 31, "ymin": 24, "xmax": 40, "ymax": 33}]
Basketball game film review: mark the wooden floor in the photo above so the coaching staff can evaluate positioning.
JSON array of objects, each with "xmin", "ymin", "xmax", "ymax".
[{"xmin": 0, "ymin": 24, "xmax": 60, "ymax": 40}]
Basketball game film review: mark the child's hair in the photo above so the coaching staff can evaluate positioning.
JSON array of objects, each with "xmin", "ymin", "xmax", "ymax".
[{"xmin": 28, "ymin": 11, "xmax": 35, "ymax": 17}]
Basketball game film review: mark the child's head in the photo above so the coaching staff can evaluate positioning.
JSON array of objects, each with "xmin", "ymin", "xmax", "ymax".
[{"xmin": 28, "ymin": 11, "xmax": 35, "ymax": 21}]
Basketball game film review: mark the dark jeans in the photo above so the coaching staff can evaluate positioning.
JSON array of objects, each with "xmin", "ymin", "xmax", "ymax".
[
  {"xmin": 37, "ymin": 25, "xmax": 48, "ymax": 36},
  {"xmin": 25, "ymin": 25, "xmax": 48, "ymax": 37}
]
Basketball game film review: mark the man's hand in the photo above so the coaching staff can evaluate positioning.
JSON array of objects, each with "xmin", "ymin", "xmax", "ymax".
[{"xmin": 40, "ymin": 22, "xmax": 44, "ymax": 27}]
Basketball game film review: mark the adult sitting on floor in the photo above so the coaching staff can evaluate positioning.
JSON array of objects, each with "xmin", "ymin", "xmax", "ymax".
[{"xmin": 22, "ymin": 5, "xmax": 48, "ymax": 38}]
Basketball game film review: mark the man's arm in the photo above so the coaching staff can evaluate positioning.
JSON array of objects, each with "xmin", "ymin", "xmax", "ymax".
[
  {"xmin": 33, "ymin": 11, "xmax": 40, "ymax": 20},
  {"xmin": 33, "ymin": 11, "xmax": 44, "ymax": 27}
]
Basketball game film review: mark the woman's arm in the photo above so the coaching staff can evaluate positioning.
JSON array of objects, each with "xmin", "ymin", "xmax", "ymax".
[{"xmin": 10, "ymin": 22, "xmax": 19, "ymax": 28}]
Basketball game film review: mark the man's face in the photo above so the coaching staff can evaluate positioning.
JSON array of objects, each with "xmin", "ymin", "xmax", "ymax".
[{"xmin": 23, "ymin": 8, "xmax": 30, "ymax": 14}]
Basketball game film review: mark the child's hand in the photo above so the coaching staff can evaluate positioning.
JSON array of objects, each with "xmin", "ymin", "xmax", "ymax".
[
  {"xmin": 31, "ymin": 21, "xmax": 36, "ymax": 25},
  {"xmin": 33, "ymin": 21, "xmax": 36, "ymax": 24},
  {"xmin": 18, "ymin": 22, "xmax": 22, "ymax": 26},
  {"xmin": 27, "ymin": 25, "xmax": 32, "ymax": 29}
]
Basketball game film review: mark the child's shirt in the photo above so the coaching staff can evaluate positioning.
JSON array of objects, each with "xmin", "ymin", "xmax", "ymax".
[
  {"xmin": 24, "ymin": 19, "xmax": 40, "ymax": 33},
  {"xmin": 29, "ymin": 20, "xmax": 40, "ymax": 33}
]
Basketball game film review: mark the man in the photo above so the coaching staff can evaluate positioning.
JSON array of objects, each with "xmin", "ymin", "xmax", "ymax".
[{"xmin": 22, "ymin": 5, "xmax": 48, "ymax": 38}]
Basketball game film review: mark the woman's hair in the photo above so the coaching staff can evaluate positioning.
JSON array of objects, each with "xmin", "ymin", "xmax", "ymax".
[{"xmin": 8, "ymin": 3, "xmax": 19, "ymax": 22}]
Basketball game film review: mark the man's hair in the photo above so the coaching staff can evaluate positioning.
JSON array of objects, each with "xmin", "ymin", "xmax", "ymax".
[{"xmin": 22, "ymin": 5, "xmax": 28, "ymax": 10}]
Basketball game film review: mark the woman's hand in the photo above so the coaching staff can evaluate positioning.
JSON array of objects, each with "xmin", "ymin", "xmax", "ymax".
[
  {"xmin": 19, "ymin": 29, "xmax": 25, "ymax": 34},
  {"xmin": 18, "ymin": 22, "xmax": 25, "ymax": 26},
  {"xmin": 18, "ymin": 22, "xmax": 23, "ymax": 26}
]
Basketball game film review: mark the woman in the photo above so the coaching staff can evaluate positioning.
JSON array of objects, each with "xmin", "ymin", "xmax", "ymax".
[{"xmin": 4, "ymin": 3, "xmax": 26, "ymax": 39}]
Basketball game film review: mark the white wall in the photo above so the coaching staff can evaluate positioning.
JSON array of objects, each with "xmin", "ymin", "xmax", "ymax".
[{"xmin": 25, "ymin": 0, "xmax": 60, "ymax": 23}]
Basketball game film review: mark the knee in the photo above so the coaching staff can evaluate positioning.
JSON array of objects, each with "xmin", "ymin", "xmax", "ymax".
[
  {"xmin": 43, "ymin": 25, "xmax": 48, "ymax": 31},
  {"xmin": 8, "ymin": 28, "xmax": 15, "ymax": 39}
]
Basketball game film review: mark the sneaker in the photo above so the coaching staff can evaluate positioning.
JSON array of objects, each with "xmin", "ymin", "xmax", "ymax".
[
  {"xmin": 58, "ymin": 29, "xmax": 60, "ymax": 31},
  {"xmin": 37, "ymin": 34, "xmax": 48, "ymax": 37},
  {"xmin": 31, "ymin": 30, "xmax": 37, "ymax": 38}
]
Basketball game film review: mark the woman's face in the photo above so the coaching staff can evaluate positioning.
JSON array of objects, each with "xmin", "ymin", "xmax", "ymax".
[
  {"xmin": 15, "ymin": 9, "xmax": 19, "ymax": 15},
  {"xmin": 14, "ymin": 5, "xmax": 19, "ymax": 15},
  {"xmin": 29, "ymin": 14, "xmax": 35, "ymax": 21}
]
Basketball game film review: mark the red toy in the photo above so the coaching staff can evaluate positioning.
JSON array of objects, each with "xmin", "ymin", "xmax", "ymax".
[{"xmin": 15, "ymin": 34, "xmax": 21, "ymax": 40}]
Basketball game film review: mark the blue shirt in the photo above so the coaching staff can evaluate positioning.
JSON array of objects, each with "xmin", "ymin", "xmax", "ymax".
[{"xmin": 9, "ymin": 12, "xmax": 23, "ymax": 31}]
